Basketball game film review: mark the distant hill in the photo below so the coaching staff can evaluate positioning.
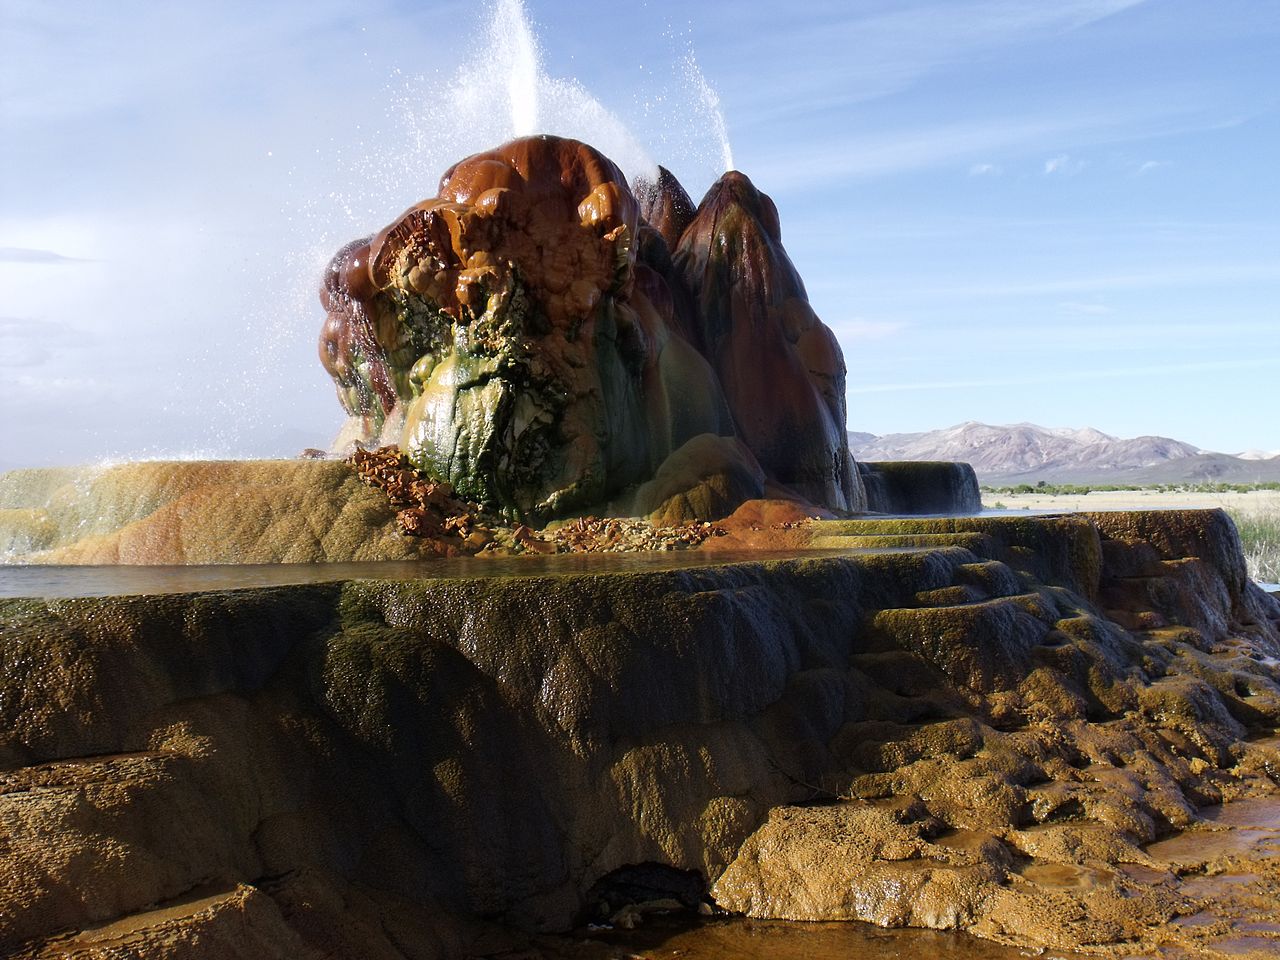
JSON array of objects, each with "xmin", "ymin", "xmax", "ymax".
[{"xmin": 848, "ymin": 422, "xmax": 1280, "ymax": 486}]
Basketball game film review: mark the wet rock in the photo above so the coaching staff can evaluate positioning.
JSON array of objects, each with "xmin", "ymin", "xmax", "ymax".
[
  {"xmin": 859, "ymin": 460, "xmax": 982, "ymax": 515},
  {"xmin": 0, "ymin": 460, "xmax": 448, "ymax": 563},
  {"xmin": 632, "ymin": 165, "xmax": 697, "ymax": 253},
  {"xmin": 627, "ymin": 433, "xmax": 765, "ymax": 525},
  {"xmin": 675, "ymin": 170, "xmax": 864, "ymax": 513},
  {"xmin": 319, "ymin": 136, "xmax": 735, "ymax": 524}
]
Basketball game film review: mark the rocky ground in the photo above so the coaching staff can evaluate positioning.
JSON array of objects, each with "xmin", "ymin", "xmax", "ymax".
[{"xmin": 0, "ymin": 455, "xmax": 829, "ymax": 564}]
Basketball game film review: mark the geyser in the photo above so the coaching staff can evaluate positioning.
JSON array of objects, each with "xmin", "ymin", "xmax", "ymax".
[{"xmin": 5, "ymin": 6, "xmax": 1280, "ymax": 960}]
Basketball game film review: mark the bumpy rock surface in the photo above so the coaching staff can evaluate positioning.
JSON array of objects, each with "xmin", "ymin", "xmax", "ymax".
[
  {"xmin": 319, "ymin": 135, "xmax": 865, "ymax": 522},
  {"xmin": 674, "ymin": 171, "xmax": 860, "ymax": 512},
  {"xmin": 4, "ymin": 509, "xmax": 1280, "ymax": 958}
]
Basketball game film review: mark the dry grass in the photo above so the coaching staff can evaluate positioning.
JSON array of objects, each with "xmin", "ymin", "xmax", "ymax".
[{"xmin": 1228, "ymin": 508, "xmax": 1280, "ymax": 584}]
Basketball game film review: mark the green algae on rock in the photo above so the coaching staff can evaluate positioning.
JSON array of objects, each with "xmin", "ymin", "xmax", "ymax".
[{"xmin": 859, "ymin": 460, "xmax": 983, "ymax": 515}]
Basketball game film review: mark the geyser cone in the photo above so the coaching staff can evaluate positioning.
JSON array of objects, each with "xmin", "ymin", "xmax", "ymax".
[
  {"xmin": 675, "ymin": 171, "xmax": 864, "ymax": 512},
  {"xmin": 320, "ymin": 136, "xmax": 739, "ymax": 522}
]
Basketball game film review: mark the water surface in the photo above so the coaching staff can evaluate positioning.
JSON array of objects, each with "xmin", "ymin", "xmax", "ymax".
[{"xmin": 0, "ymin": 548, "xmax": 889, "ymax": 599}]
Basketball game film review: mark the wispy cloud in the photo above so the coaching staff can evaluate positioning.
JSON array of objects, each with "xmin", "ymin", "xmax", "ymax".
[
  {"xmin": 848, "ymin": 357, "xmax": 1280, "ymax": 394},
  {"xmin": 835, "ymin": 318, "xmax": 909, "ymax": 341},
  {"xmin": 916, "ymin": 262, "xmax": 1280, "ymax": 299},
  {"xmin": 0, "ymin": 246, "xmax": 89, "ymax": 264},
  {"xmin": 723, "ymin": 0, "xmax": 1151, "ymax": 122},
  {"xmin": 1059, "ymin": 301, "xmax": 1114, "ymax": 315},
  {"xmin": 1135, "ymin": 159, "xmax": 1170, "ymax": 175},
  {"xmin": 968, "ymin": 163, "xmax": 1003, "ymax": 176},
  {"xmin": 1044, "ymin": 153, "xmax": 1086, "ymax": 175},
  {"xmin": 0, "ymin": 316, "xmax": 87, "ymax": 368},
  {"xmin": 747, "ymin": 104, "xmax": 1232, "ymax": 188}
]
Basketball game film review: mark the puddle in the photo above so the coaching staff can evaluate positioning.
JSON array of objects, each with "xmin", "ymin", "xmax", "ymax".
[
  {"xmin": 932, "ymin": 829, "xmax": 996, "ymax": 854},
  {"xmin": 1020, "ymin": 863, "xmax": 1113, "ymax": 890},
  {"xmin": 1178, "ymin": 873, "xmax": 1255, "ymax": 899},
  {"xmin": 1171, "ymin": 910, "xmax": 1221, "ymax": 929},
  {"xmin": 1238, "ymin": 921, "xmax": 1280, "ymax": 934},
  {"xmin": 1146, "ymin": 796, "xmax": 1280, "ymax": 866},
  {"xmin": 1209, "ymin": 935, "xmax": 1279, "ymax": 956},
  {"xmin": 546, "ymin": 915, "xmax": 1082, "ymax": 959},
  {"xmin": 1201, "ymin": 797, "xmax": 1280, "ymax": 830},
  {"xmin": 1119, "ymin": 863, "xmax": 1174, "ymax": 885},
  {"xmin": 0, "ymin": 548, "xmax": 882, "ymax": 599}
]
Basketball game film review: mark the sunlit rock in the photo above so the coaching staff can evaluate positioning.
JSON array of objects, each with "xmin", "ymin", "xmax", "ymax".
[{"xmin": 5, "ymin": 509, "xmax": 1280, "ymax": 957}]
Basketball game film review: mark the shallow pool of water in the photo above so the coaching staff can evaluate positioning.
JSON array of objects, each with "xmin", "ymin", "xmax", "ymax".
[
  {"xmin": 545, "ymin": 915, "xmax": 1081, "ymax": 960},
  {"xmin": 0, "ymin": 548, "xmax": 890, "ymax": 599}
]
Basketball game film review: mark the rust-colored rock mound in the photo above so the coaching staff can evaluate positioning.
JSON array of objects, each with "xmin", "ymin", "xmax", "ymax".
[
  {"xmin": 675, "ymin": 171, "xmax": 862, "ymax": 512},
  {"xmin": 319, "ymin": 136, "xmax": 867, "ymax": 523},
  {"xmin": 633, "ymin": 165, "xmax": 696, "ymax": 252}
]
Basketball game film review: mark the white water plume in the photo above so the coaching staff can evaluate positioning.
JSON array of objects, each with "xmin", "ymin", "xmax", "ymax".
[
  {"xmin": 493, "ymin": 0, "xmax": 540, "ymax": 136},
  {"xmin": 684, "ymin": 52, "xmax": 735, "ymax": 173},
  {"xmin": 219, "ymin": 0, "xmax": 737, "ymax": 457}
]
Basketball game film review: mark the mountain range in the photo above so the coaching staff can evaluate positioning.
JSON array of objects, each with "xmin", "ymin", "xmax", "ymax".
[{"xmin": 848, "ymin": 422, "xmax": 1280, "ymax": 486}]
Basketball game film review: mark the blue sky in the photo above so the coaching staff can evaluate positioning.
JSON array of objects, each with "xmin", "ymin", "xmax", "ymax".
[{"xmin": 1, "ymin": 0, "xmax": 1277, "ymax": 468}]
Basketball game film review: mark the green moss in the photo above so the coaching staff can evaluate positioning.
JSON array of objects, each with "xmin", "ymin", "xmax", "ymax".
[{"xmin": 812, "ymin": 515, "xmax": 1102, "ymax": 598}]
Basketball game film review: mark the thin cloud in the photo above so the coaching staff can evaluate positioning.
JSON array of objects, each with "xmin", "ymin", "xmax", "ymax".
[
  {"xmin": 747, "ymin": 103, "xmax": 1228, "ymax": 188},
  {"xmin": 0, "ymin": 246, "xmax": 89, "ymax": 264},
  {"xmin": 724, "ymin": 0, "xmax": 1150, "ymax": 122},
  {"xmin": 1044, "ymin": 154, "xmax": 1086, "ymax": 175},
  {"xmin": 1060, "ymin": 301, "xmax": 1114, "ymax": 315},
  {"xmin": 968, "ymin": 163, "xmax": 1002, "ymax": 176},
  {"xmin": 0, "ymin": 316, "xmax": 85, "ymax": 368},
  {"xmin": 837, "ymin": 319, "xmax": 909, "ymax": 341},
  {"xmin": 1136, "ymin": 159, "xmax": 1170, "ymax": 175},
  {"xmin": 916, "ymin": 262, "xmax": 1280, "ymax": 299},
  {"xmin": 848, "ymin": 357, "xmax": 1280, "ymax": 394}
]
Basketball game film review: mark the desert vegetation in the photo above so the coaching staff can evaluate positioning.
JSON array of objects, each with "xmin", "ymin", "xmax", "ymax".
[
  {"xmin": 1230, "ymin": 506, "xmax": 1280, "ymax": 583},
  {"xmin": 983, "ymin": 480, "xmax": 1280, "ymax": 496}
]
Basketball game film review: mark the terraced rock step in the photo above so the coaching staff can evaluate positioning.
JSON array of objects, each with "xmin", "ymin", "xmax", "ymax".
[
  {"xmin": 0, "ymin": 751, "xmax": 175, "ymax": 797},
  {"xmin": 20, "ymin": 884, "xmax": 302, "ymax": 960}
]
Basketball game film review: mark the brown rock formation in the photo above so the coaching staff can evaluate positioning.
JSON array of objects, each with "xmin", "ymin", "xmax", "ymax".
[
  {"xmin": 318, "ymin": 136, "xmax": 867, "ymax": 523},
  {"xmin": 674, "ymin": 171, "xmax": 862, "ymax": 512},
  {"xmin": 632, "ymin": 165, "xmax": 696, "ymax": 252}
]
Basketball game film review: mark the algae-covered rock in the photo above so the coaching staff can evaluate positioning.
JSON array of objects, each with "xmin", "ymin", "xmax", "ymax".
[
  {"xmin": 319, "ymin": 136, "xmax": 735, "ymax": 523},
  {"xmin": 627, "ymin": 433, "xmax": 765, "ymax": 524},
  {"xmin": 859, "ymin": 460, "xmax": 982, "ymax": 515}
]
